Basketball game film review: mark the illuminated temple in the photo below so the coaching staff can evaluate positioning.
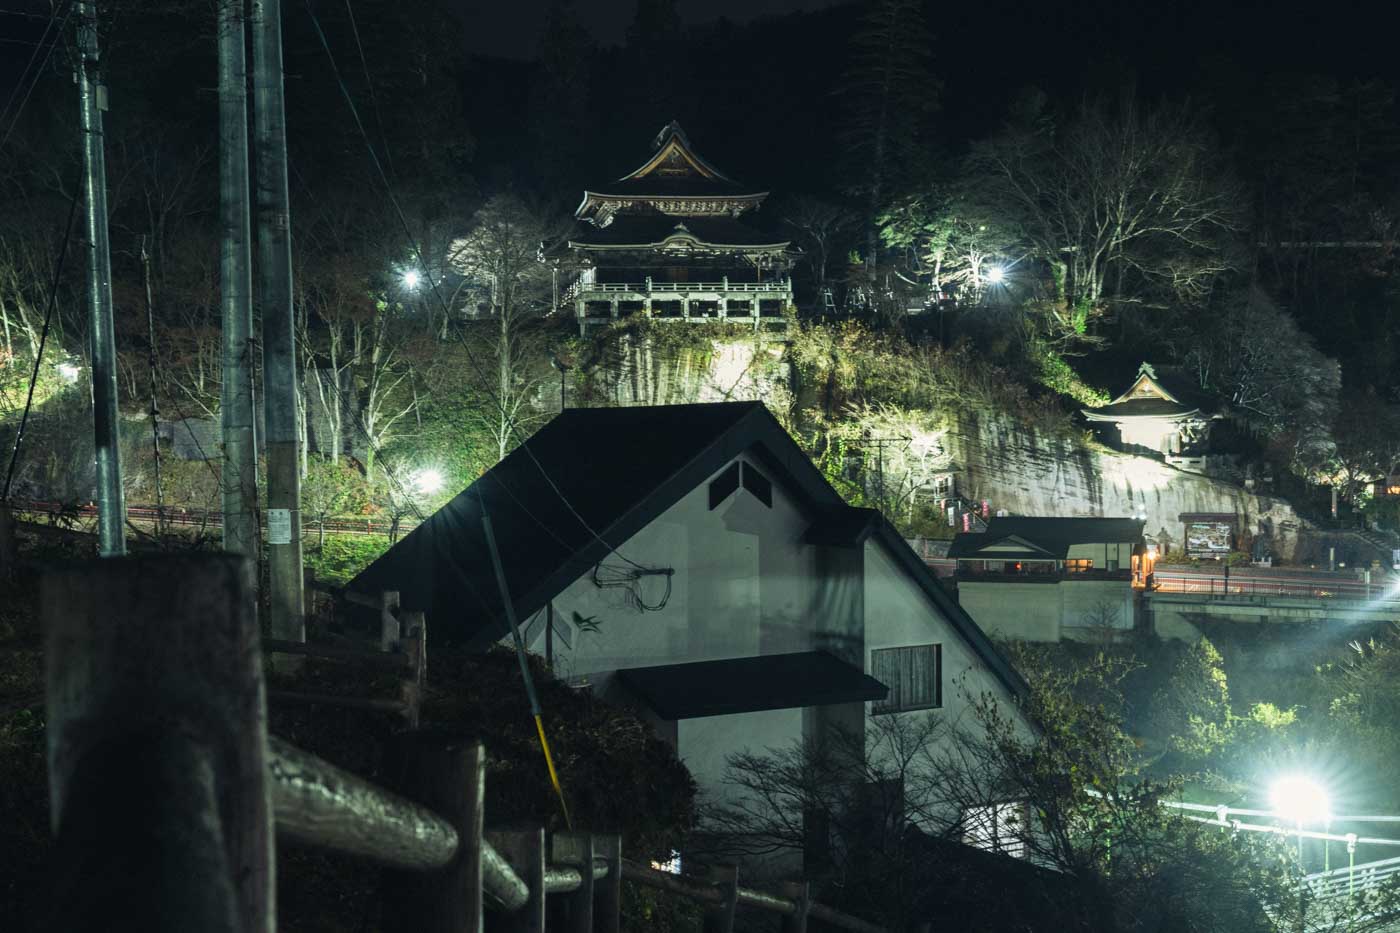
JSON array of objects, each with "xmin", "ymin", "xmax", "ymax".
[
  {"xmin": 1082, "ymin": 362, "xmax": 1220, "ymax": 471},
  {"xmin": 551, "ymin": 122, "xmax": 795, "ymax": 335}
]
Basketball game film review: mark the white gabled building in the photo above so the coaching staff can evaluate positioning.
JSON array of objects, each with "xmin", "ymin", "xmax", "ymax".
[{"xmin": 353, "ymin": 402, "xmax": 1033, "ymax": 854}]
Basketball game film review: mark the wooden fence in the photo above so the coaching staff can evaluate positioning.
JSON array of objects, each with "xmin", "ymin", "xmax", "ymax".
[{"xmin": 41, "ymin": 554, "xmax": 891, "ymax": 933}]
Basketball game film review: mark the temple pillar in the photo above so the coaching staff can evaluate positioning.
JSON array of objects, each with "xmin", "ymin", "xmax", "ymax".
[
  {"xmin": 682, "ymin": 297, "xmax": 690, "ymax": 320},
  {"xmin": 610, "ymin": 299, "xmax": 618, "ymax": 319}
]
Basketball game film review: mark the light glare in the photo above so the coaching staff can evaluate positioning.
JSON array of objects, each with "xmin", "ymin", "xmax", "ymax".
[
  {"xmin": 986, "ymin": 266, "xmax": 1006, "ymax": 284},
  {"xmin": 413, "ymin": 468, "xmax": 443, "ymax": 496},
  {"xmin": 56, "ymin": 362, "xmax": 81, "ymax": 384},
  {"xmin": 1269, "ymin": 775, "xmax": 1330, "ymax": 824},
  {"xmin": 401, "ymin": 269, "xmax": 422, "ymax": 290}
]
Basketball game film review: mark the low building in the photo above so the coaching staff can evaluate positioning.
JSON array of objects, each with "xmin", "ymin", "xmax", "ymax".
[
  {"xmin": 351, "ymin": 401, "xmax": 1033, "ymax": 867},
  {"xmin": 948, "ymin": 517, "xmax": 1149, "ymax": 642},
  {"xmin": 1082, "ymin": 362, "xmax": 1220, "ymax": 471},
  {"xmin": 548, "ymin": 122, "xmax": 796, "ymax": 335}
]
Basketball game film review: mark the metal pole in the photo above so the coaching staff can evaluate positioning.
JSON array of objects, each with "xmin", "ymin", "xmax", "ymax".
[
  {"xmin": 139, "ymin": 237, "xmax": 164, "ymax": 535},
  {"xmin": 251, "ymin": 0, "xmax": 304, "ymax": 641},
  {"xmin": 220, "ymin": 0, "xmax": 262, "ymax": 574},
  {"xmin": 76, "ymin": 0, "xmax": 126, "ymax": 557}
]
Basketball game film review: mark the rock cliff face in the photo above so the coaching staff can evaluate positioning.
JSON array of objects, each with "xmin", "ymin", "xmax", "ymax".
[
  {"xmin": 573, "ymin": 332, "xmax": 1314, "ymax": 559},
  {"xmin": 947, "ymin": 412, "xmax": 1311, "ymax": 560},
  {"xmin": 576, "ymin": 332, "xmax": 790, "ymax": 409}
]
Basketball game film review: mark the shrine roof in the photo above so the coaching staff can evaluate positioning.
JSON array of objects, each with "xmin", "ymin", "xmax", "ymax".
[
  {"xmin": 578, "ymin": 122, "xmax": 765, "ymax": 210},
  {"xmin": 1082, "ymin": 362, "xmax": 1218, "ymax": 420},
  {"xmin": 566, "ymin": 214, "xmax": 790, "ymax": 251}
]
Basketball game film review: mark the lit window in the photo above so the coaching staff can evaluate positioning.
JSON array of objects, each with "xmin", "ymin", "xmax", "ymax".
[
  {"xmin": 1065, "ymin": 559, "xmax": 1093, "ymax": 573},
  {"xmin": 963, "ymin": 803, "xmax": 1027, "ymax": 858},
  {"xmin": 871, "ymin": 644, "xmax": 941, "ymax": 714}
]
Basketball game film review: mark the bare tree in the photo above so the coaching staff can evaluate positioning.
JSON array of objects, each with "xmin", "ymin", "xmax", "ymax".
[
  {"xmin": 782, "ymin": 196, "xmax": 855, "ymax": 303},
  {"xmin": 965, "ymin": 92, "xmax": 1244, "ymax": 340},
  {"xmin": 448, "ymin": 195, "xmax": 555, "ymax": 461}
]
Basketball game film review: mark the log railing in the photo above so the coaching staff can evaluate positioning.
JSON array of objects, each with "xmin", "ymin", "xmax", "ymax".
[{"xmin": 42, "ymin": 554, "xmax": 891, "ymax": 933}]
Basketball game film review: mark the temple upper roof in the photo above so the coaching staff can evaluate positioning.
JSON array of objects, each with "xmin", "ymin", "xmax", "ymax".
[
  {"xmin": 1082, "ymin": 362, "xmax": 1217, "ymax": 422},
  {"xmin": 575, "ymin": 122, "xmax": 769, "ymax": 221}
]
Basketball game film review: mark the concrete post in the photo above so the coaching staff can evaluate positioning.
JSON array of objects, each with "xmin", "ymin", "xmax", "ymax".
[
  {"xmin": 219, "ymin": 0, "xmax": 262, "ymax": 573},
  {"xmin": 44, "ymin": 555, "xmax": 272, "ymax": 933},
  {"xmin": 76, "ymin": 0, "xmax": 126, "ymax": 557},
  {"xmin": 252, "ymin": 0, "xmax": 305, "ymax": 643}
]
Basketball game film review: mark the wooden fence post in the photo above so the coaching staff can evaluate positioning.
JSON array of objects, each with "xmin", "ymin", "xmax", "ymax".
[
  {"xmin": 0, "ymin": 501, "xmax": 16, "ymax": 581},
  {"xmin": 780, "ymin": 881, "xmax": 811, "ymax": 933},
  {"xmin": 594, "ymin": 834, "xmax": 622, "ymax": 933},
  {"xmin": 43, "ymin": 554, "xmax": 271, "ymax": 933},
  {"xmin": 382, "ymin": 735, "xmax": 485, "ymax": 933},
  {"xmin": 488, "ymin": 829, "xmax": 545, "ymax": 933},
  {"xmin": 380, "ymin": 590, "xmax": 401, "ymax": 650},
  {"xmin": 550, "ymin": 832, "xmax": 595, "ymax": 933},
  {"xmin": 703, "ymin": 865, "xmax": 739, "ymax": 933},
  {"xmin": 401, "ymin": 609, "xmax": 426, "ymax": 729}
]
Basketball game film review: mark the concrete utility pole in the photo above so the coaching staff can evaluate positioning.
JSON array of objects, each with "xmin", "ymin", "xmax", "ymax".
[
  {"xmin": 251, "ymin": 0, "xmax": 303, "ymax": 640},
  {"xmin": 219, "ymin": 0, "xmax": 261, "ymax": 575},
  {"xmin": 76, "ymin": 0, "xmax": 126, "ymax": 557}
]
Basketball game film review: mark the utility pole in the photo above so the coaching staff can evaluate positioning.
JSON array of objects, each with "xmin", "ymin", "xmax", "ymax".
[
  {"xmin": 219, "ymin": 0, "xmax": 261, "ymax": 575},
  {"xmin": 76, "ymin": 0, "xmax": 125, "ymax": 557},
  {"xmin": 251, "ymin": 0, "xmax": 303, "ymax": 640}
]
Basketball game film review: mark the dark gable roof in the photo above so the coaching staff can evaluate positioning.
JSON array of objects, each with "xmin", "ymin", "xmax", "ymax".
[
  {"xmin": 350, "ymin": 402, "xmax": 1029, "ymax": 701},
  {"xmin": 617, "ymin": 651, "xmax": 887, "ymax": 719},
  {"xmin": 1084, "ymin": 363, "xmax": 1217, "ymax": 419},
  {"xmin": 949, "ymin": 517, "xmax": 1145, "ymax": 560}
]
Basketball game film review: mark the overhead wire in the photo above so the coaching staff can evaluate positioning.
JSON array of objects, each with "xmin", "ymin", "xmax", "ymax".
[
  {"xmin": 2, "ymin": 166, "xmax": 79, "ymax": 501},
  {"xmin": 0, "ymin": 0, "xmax": 74, "ymax": 155},
  {"xmin": 301, "ymin": 0, "xmax": 658, "ymax": 575}
]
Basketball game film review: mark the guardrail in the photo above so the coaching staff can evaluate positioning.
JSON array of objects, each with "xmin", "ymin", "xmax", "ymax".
[
  {"xmin": 1153, "ymin": 570, "xmax": 1400, "ymax": 603},
  {"xmin": 9, "ymin": 498, "xmax": 418, "ymax": 539},
  {"xmin": 42, "ymin": 554, "xmax": 891, "ymax": 933}
]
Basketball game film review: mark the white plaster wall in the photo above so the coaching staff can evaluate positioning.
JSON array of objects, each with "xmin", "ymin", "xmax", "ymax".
[
  {"xmin": 679, "ymin": 709, "xmax": 803, "ymax": 812},
  {"xmin": 536, "ymin": 453, "xmax": 819, "ymax": 686},
  {"xmin": 958, "ymin": 583, "xmax": 1062, "ymax": 642},
  {"xmin": 863, "ymin": 541, "xmax": 1021, "ymax": 728}
]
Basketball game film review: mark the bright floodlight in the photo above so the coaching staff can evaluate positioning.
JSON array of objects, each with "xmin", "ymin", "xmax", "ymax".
[
  {"xmin": 413, "ymin": 468, "xmax": 443, "ymax": 496},
  {"xmin": 1270, "ymin": 775, "xmax": 1330, "ymax": 824},
  {"xmin": 401, "ymin": 269, "xmax": 422, "ymax": 290},
  {"xmin": 56, "ymin": 362, "xmax": 81, "ymax": 384},
  {"xmin": 986, "ymin": 265, "xmax": 1006, "ymax": 284}
]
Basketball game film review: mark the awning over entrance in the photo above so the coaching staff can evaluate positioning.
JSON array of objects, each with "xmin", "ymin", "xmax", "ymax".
[{"xmin": 617, "ymin": 651, "xmax": 888, "ymax": 720}]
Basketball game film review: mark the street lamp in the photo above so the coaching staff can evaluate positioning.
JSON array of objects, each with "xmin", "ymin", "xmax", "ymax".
[
  {"xmin": 1270, "ymin": 775, "xmax": 1329, "ymax": 863},
  {"xmin": 412, "ymin": 468, "xmax": 443, "ymax": 497},
  {"xmin": 549, "ymin": 353, "xmax": 571, "ymax": 412},
  {"xmin": 401, "ymin": 269, "xmax": 422, "ymax": 291},
  {"xmin": 985, "ymin": 265, "xmax": 1006, "ymax": 285}
]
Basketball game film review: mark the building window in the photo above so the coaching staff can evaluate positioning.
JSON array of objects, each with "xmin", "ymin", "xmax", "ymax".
[
  {"xmin": 741, "ymin": 463, "xmax": 772, "ymax": 507},
  {"xmin": 871, "ymin": 644, "xmax": 941, "ymax": 714},
  {"xmin": 963, "ymin": 803, "xmax": 1027, "ymax": 858},
  {"xmin": 1065, "ymin": 559, "xmax": 1092, "ymax": 573},
  {"xmin": 708, "ymin": 462, "xmax": 740, "ymax": 510}
]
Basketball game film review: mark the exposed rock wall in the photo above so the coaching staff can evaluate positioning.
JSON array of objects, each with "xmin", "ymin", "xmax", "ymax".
[
  {"xmin": 577, "ymin": 332, "xmax": 789, "ymax": 408},
  {"xmin": 947, "ymin": 411, "xmax": 1311, "ymax": 561}
]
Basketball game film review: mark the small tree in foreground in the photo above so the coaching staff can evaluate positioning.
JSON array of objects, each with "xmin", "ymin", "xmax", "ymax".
[{"xmin": 715, "ymin": 653, "xmax": 1400, "ymax": 931}]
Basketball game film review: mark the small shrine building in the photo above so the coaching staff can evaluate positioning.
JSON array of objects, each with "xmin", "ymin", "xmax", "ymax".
[
  {"xmin": 1082, "ymin": 363, "xmax": 1220, "ymax": 470},
  {"xmin": 550, "ymin": 122, "xmax": 795, "ymax": 335}
]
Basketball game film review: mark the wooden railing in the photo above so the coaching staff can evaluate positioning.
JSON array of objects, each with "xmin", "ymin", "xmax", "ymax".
[
  {"xmin": 42, "ymin": 554, "xmax": 891, "ymax": 933},
  {"xmin": 578, "ymin": 278, "xmax": 791, "ymax": 294}
]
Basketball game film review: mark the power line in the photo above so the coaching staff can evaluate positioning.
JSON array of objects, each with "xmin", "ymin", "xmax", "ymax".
[
  {"xmin": 0, "ymin": 0, "xmax": 73, "ymax": 154},
  {"xmin": 300, "ymin": 0, "xmax": 655, "ymax": 574},
  {"xmin": 2, "ymin": 168, "xmax": 79, "ymax": 501}
]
